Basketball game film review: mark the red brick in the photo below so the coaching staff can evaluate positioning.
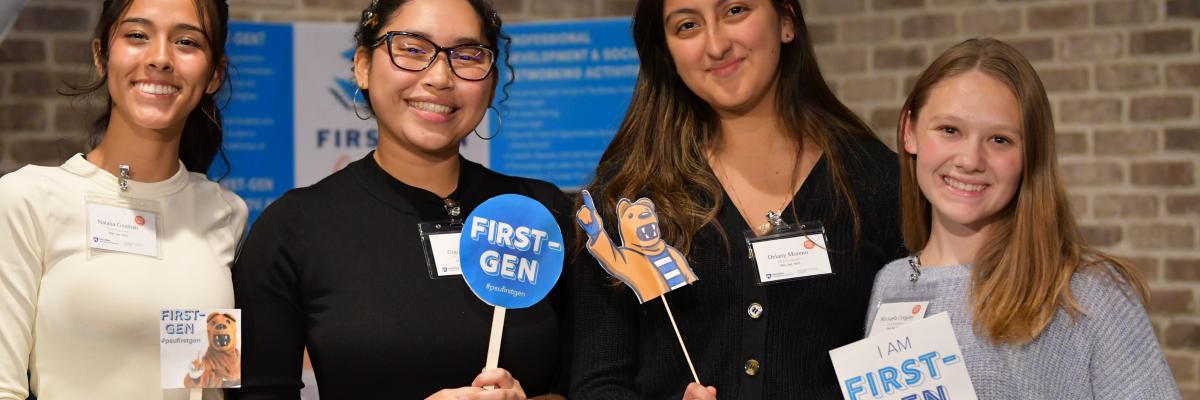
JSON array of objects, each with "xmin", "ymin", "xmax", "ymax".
[
  {"xmin": 1079, "ymin": 225, "xmax": 1123, "ymax": 247},
  {"xmin": 1132, "ymin": 162, "xmax": 1194, "ymax": 187},
  {"xmin": 1165, "ymin": 321, "xmax": 1200, "ymax": 350},
  {"xmin": 962, "ymin": 9, "xmax": 1022, "ymax": 36},
  {"xmin": 842, "ymin": 77, "xmax": 897, "ymax": 102},
  {"xmin": 1129, "ymin": 224, "xmax": 1196, "ymax": 249},
  {"xmin": 229, "ymin": 0, "xmax": 296, "ymax": 7},
  {"xmin": 874, "ymin": 46, "xmax": 927, "ymax": 70},
  {"xmin": 1094, "ymin": 129, "xmax": 1158, "ymax": 155},
  {"xmin": 52, "ymin": 38, "xmax": 94, "ymax": 66},
  {"xmin": 1093, "ymin": 194, "xmax": 1159, "ymax": 218},
  {"xmin": 1167, "ymin": 258, "xmax": 1200, "ymax": 282},
  {"xmin": 872, "ymin": 0, "xmax": 925, "ymax": 10},
  {"xmin": 1166, "ymin": 63, "xmax": 1200, "ymax": 87},
  {"xmin": 817, "ymin": 48, "xmax": 867, "ymax": 75},
  {"xmin": 1096, "ymin": 63, "xmax": 1160, "ymax": 91},
  {"xmin": 1131, "ymin": 96, "xmax": 1194, "ymax": 122},
  {"xmin": 13, "ymin": 5, "xmax": 92, "ymax": 34},
  {"xmin": 1095, "ymin": 0, "xmax": 1160, "ymax": 26},
  {"xmin": 1028, "ymin": 5, "xmax": 1089, "ymax": 31},
  {"xmin": 1007, "ymin": 37, "xmax": 1055, "ymax": 62},
  {"xmin": 1167, "ymin": 0, "xmax": 1200, "ymax": 18},
  {"xmin": 0, "ymin": 39, "xmax": 47, "ymax": 64},
  {"xmin": 1166, "ymin": 128, "xmax": 1200, "ymax": 151},
  {"xmin": 1062, "ymin": 33, "xmax": 1123, "ymax": 60},
  {"xmin": 1125, "ymin": 256, "xmax": 1159, "ymax": 281},
  {"xmin": 870, "ymin": 107, "xmax": 901, "ymax": 136},
  {"xmin": 842, "ymin": 18, "xmax": 896, "ymax": 44},
  {"xmin": 1060, "ymin": 98, "xmax": 1122, "ymax": 124},
  {"xmin": 1068, "ymin": 193, "xmax": 1088, "ymax": 218},
  {"xmin": 1166, "ymin": 354, "xmax": 1198, "ymax": 384},
  {"xmin": 1056, "ymin": 131, "xmax": 1088, "ymax": 155},
  {"xmin": 0, "ymin": 103, "xmax": 47, "ymax": 133},
  {"xmin": 1131, "ymin": 28, "xmax": 1195, "ymax": 55},
  {"xmin": 808, "ymin": 22, "xmax": 838, "ymax": 45},
  {"xmin": 933, "ymin": 0, "xmax": 985, "ymax": 4},
  {"xmin": 810, "ymin": 0, "xmax": 866, "ymax": 15},
  {"xmin": 1150, "ymin": 288, "xmax": 1196, "ymax": 315},
  {"xmin": 1167, "ymin": 195, "xmax": 1200, "ymax": 215},
  {"xmin": 528, "ymin": 1, "xmax": 595, "ymax": 18},
  {"xmin": 1062, "ymin": 161, "xmax": 1124, "ymax": 186},
  {"xmin": 1038, "ymin": 67, "xmax": 1089, "ymax": 93},
  {"xmin": 8, "ymin": 136, "xmax": 87, "ymax": 166},
  {"xmin": 901, "ymin": 14, "xmax": 957, "ymax": 39}
]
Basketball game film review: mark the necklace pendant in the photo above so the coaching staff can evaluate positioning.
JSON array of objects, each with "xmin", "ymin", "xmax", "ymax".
[
  {"xmin": 761, "ymin": 209, "xmax": 785, "ymax": 234},
  {"xmin": 118, "ymin": 164, "xmax": 131, "ymax": 192}
]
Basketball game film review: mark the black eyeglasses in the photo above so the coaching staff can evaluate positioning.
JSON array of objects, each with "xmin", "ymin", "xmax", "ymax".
[{"xmin": 370, "ymin": 31, "xmax": 496, "ymax": 81}]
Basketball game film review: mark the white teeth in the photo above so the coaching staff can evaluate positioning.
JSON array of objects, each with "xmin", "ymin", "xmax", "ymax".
[
  {"xmin": 408, "ymin": 101, "xmax": 454, "ymax": 114},
  {"xmin": 943, "ymin": 176, "xmax": 987, "ymax": 192},
  {"xmin": 135, "ymin": 82, "xmax": 179, "ymax": 95}
]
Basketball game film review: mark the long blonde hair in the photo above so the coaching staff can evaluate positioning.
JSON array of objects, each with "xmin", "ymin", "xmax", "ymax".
[
  {"xmin": 898, "ymin": 38, "xmax": 1150, "ymax": 345},
  {"xmin": 584, "ymin": 0, "xmax": 881, "ymax": 254}
]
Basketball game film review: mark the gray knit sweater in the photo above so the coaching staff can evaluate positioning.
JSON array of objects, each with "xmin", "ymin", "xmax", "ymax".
[{"xmin": 864, "ymin": 257, "xmax": 1181, "ymax": 400}]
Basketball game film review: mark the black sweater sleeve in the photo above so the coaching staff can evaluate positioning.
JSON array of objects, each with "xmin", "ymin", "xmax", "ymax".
[
  {"xmin": 230, "ymin": 193, "xmax": 308, "ymax": 400},
  {"xmin": 569, "ymin": 251, "xmax": 644, "ymax": 399}
]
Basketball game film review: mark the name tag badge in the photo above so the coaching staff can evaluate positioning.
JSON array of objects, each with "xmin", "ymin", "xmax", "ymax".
[
  {"xmin": 85, "ymin": 194, "xmax": 162, "ymax": 259},
  {"xmin": 746, "ymin": 221, "xmax": 833, "ymax": 285},
  {"xmin": 868, "ymin": 300, "xmax": 930, "ymax": 336},
  {"xmin": 419, "ymin": 221, "xmax": 463, "ymax": 278}
]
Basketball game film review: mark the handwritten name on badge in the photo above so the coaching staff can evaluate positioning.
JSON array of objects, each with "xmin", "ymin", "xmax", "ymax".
[{"xmin": 830, "ymin": 312, "xmax": 977, "ymax": 400}]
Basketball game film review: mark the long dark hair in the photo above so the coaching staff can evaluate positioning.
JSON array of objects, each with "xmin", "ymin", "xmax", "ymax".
[
  {"xmin": 351, "ymin": 0, "xmax": 514, "ymax": 114},
  {"xmin": 585, "ymin": 0, "xmax": 882, "ymax": 254},
  {"xmin": 62, "ymin": 0, "xmax": 231, "ymax": 175}
]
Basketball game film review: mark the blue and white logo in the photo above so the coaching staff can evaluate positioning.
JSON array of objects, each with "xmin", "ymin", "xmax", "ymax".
[{"xmin": 460, "ymin": 194, "xmax": 564, "ymax": 309}]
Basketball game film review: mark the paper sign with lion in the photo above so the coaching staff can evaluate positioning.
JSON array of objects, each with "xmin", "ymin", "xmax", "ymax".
[
  {"xmin": 576, "ymin": 190, "xmax": 698, "ymax": 303},
  {"xmin": 160, "ymin": 308, "xmax": 242, "ymax": 389}
]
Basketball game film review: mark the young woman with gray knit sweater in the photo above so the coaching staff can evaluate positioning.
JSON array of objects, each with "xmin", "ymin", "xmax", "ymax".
[{"xmin": 864, "ymin": 38, "xmax": 1180, "ymax": 399}]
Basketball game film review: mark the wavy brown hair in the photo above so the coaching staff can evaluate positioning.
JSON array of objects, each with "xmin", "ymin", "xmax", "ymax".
[
  {"xmin": 583, "ymin": 0, "xmax": 881, "ymax": 254},
  {"xmin": 898, "ymin": 38, "xmax": 1150, "ymax": 345}
]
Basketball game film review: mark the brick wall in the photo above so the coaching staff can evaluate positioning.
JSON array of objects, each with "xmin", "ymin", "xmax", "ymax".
[{"xmin": 1, "ymin": 0, "xmax": 1197, "ymax": 396}]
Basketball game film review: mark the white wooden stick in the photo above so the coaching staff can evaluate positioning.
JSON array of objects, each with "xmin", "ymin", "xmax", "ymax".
[
  {"xmin": 189, "ymin": 388, "xmax": 202, "ymax": 400},
  {"xmin": 661, "ymin": 294, "xmax": 700, "ymax": 384},
  {"xmin": 483, "ymin": 306, "xmax": 507, "ymax": 390}
]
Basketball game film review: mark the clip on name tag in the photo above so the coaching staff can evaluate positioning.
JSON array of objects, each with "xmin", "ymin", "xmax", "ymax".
[
  {"xmin": 85, "ymin": 193, "xmax": 163, "ymax": 259},
  {"xmin": 745, "ymin": 218, "xmax": 833, "ymax": 285},
  {"xmin": 419, "ymin": 221, "xmax": 464, "ymax": 278},
  {"xmin": 419, "ymin": 198, "xmax": 466, "ymax": 278}
]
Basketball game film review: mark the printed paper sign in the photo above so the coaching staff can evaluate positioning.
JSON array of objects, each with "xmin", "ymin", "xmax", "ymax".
[
  {"xmin": 161, "ymin": 309, "xmax": 242, "ymax": 389},
  {"xmin": 428, "ymin": 232, "xmax": 463, "ymax": 277},
  {"xmin": 574, "ymin": 190, "xmax": 698, "ymax": 303},
  {"xmin": 460, "ymin": 195, "xmax": 565, "ymax": 308},
  {"xmin": 87, "ymin": 203, "xmax": 159, "ymax": 257},
  {"xmin": 830, "ymin": 312, "xmax": 977, "ymax": 400}
]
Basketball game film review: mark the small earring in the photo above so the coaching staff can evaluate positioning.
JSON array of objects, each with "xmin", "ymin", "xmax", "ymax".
[
  {"xmin": 472, "ymin": 106, "xmax": 502, "ymax": 140},
  {"xmin": 352, "ymin": 87, "xmax": 371, "ymax": 120}
]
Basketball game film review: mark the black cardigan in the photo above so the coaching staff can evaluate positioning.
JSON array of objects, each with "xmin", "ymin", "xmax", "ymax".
[
  {"xmin": 231, "ymin": 153, "xmax": 573, "ymax": 399},
  {"xmin": 570, "ymin": 138, "xmax": 904, "ymax": 399}
]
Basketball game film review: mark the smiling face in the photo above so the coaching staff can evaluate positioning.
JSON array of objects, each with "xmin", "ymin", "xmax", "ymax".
[
  {"xmin": 99, "ymin": 0, "xmax": 221, "ymax": 134},
  {"xmin": 661, "ymin": 0, "xmax": 793, "ymax": 115},
  {"xmin": 903, "ymin": 71, "xmax": 1024, "ymax": 232},
  {"xmin": 354, "ymin": 0, "xmax": 496, "ymax": 160}
]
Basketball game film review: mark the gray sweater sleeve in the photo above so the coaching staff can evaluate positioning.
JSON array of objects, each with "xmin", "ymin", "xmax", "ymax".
[{"xmin": 1074, "ymin": 267, "xmax": 1181, "ymax": 400}]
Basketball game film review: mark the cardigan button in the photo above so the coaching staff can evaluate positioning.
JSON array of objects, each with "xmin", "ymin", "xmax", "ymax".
[
  {"xmin": 747, "ymin": 302, "xmax": 763, "ymax": 319},
  {"xmin": 744, "ymin": 358, "xmax": 760, "ymax": 376}
]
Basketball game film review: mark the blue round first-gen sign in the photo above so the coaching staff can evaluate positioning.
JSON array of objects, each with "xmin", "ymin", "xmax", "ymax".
[{"xmin": 460, "ymin": 194, "xmax": 565, "ymax": 309}]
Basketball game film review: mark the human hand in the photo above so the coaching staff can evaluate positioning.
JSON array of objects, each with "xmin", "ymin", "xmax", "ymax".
[{"xmin": 682, "ymin": 382, "xmax": 717, "ymax": 400}]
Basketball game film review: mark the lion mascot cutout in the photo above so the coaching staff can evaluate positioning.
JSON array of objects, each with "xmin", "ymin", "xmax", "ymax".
[
  {"xmin": 183, "ymin": 312, "xmax": 241, "ymax": 388},
  {"xmin": 576, "ymin": 190, "xmax": 698, "ymax": 302}
]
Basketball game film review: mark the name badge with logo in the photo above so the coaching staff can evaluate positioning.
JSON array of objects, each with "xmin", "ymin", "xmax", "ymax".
[
  {"xmin": 419, "ymin": 221, "xmax": 463, "ymax": 278},
  {"xmin": 868, "ymin": 300, "xmax": 930, "ymax": 336},
  {"xmin": 85, "ymin": 194, "xmax": 162, "ymax": 258},
  {"xmin": 746, "ymin": 221, "xmax": 833, "ymax": 285}
]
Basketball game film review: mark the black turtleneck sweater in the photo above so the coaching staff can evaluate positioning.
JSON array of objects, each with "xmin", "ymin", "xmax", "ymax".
[{"xmin": 231, "ymin": 153, "xmax": 573, "ymax": 399}]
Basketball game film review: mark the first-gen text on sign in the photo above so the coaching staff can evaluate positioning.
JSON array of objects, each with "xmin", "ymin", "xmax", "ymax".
[{"xmin": 829, "ymin": 312, "xmax": 978, "ymax": 400}]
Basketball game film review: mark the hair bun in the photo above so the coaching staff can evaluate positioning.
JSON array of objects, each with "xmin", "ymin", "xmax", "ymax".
[{"xmin": 361, "ymin": 0, "xmax": 380, "ymax": 29}]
